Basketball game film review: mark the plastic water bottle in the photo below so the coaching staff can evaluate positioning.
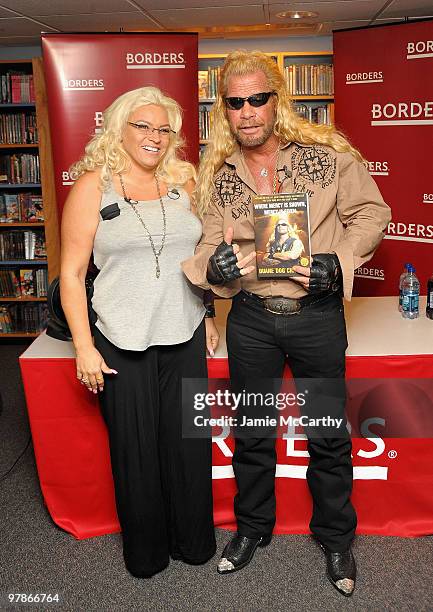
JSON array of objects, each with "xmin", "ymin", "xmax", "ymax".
[
  {"xmin": 401, "ymin": 266, "xmax": 420, "ymax": 319},
  {"xmin": 427, "ymin": 273, "xmax": 433, "ymax": 320},
  {"xmin": 398, "ymin": 263, "xmax": 411, "ymax": 311}
]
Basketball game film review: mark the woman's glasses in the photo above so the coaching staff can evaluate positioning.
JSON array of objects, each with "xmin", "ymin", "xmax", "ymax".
[
  {"xmin": 127, "ymin": 122, "xmax": 176, "ymax": 137},
  {"xmin": 224, "ymin": 91, "xmax": 276, "ymax": 111}
]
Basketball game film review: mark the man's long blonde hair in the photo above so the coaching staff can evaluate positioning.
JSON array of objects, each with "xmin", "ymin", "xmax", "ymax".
[
  {"xmin": 196, "ymin": 50, "xmax": 363, "ymax": 217},
  {"xmin": 70, "ymin": 86, "xmax": 195, "ymax": 189}
]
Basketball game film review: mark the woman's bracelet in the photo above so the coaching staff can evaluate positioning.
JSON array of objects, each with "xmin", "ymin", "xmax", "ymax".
[{"xmin": 204, "ymin": 304, "xmax": 216, "ymax": 318}]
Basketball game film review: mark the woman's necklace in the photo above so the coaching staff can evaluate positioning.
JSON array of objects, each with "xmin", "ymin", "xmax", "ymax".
[{"xmin": 119, "ymin": 173, "xmax": 167, "ymax": 279}]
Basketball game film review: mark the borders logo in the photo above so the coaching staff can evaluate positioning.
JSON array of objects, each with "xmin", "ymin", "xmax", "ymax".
[
  {"xmin": 63, "ymin": 79, "xmax": 104, "ymax": 91},
  {"xmin": 62, "ymin": 170, "xmax": 77, "ymax": 186},
  {"xmin": 126, "ymin": 52, "xmax": 185, "ymax": 70},
  {"xmin": 354, "ymin": 267, "xmax": 385, "ymax": 281},
  {"xmin": 346, "ymin": 71, "xmax": 383, "ymax": 85},
  {"xmin": 385, "ymin": 221, "xmax": 433, "ymax": 244},
  {"xmin": 371, "ymin": 101, "xmax": 433, "ymax": 126},
  {"xmin": 407, "ymin": 40, "xmax": 433, "ymax": 60},
  {"xmin": 365, "ymin": 161, "xmax": 389, "ymax": 176},
  {"xmin": 213, "ymin": 424, "xmax": 389, "ymax": 481},
  {"xmin": 94, "ymin": 111, "xmax": 103, "ymax": 134},
  {"xmin": 423, "ymin": 193, "xmax": 433, "ymax": 204}
]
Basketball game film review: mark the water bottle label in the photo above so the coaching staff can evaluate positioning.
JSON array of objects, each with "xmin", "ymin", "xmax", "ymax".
[
  {"xmin": 428, "ymin": 290, "xmax": 433, "ymax": 309},
  {"xmin": 402, "ymin": 293, "xmax": 419, "ymax": 312}
]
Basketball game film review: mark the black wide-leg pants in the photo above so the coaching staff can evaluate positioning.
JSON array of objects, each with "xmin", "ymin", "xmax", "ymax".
[
  {"xmin": 227, "ymin": 292, "xmax": 357, "ymax": 552},
  {"xmin": 93, "ymin": 321, "xmax": 216, "ymax": 578}
]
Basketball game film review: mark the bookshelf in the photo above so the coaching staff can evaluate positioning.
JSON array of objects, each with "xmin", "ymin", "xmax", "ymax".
[
  {"xmin": 198, "ymin": 51, "xmax": 334, "ymax": 144},
  {"xmin": 0, "ymin": 58, "xmax": 59, "ymax": 339}
]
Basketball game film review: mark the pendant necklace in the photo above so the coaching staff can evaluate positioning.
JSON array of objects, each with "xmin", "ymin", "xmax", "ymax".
[
  {"xmin": 119, "ymin": 173, "xmax": 167, "ymax": 279},
  {"xmin": 241, "ymin": 144, "xmax": 279, "ymax": 179},
  {"xmin": 241, "ymin": 143, "xmax": 281, "ymax": 194}
]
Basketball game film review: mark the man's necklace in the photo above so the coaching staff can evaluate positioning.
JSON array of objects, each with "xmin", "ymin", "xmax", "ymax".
[
  {"xmin": 241, "ymin": 144, "xmax": 280, "ymax": 194},
  {"xmin": 119, "ymin": 173, "xmax": 166, "ymax": 279}
]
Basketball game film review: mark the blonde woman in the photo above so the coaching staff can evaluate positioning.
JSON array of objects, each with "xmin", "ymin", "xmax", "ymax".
[
  {"xmin": 183, "ymin": 51, "xmax": 391, "ymax": 595},
  {"xmin": 60, "ymin": 87, "xmax": 217, "ymax": 578}
]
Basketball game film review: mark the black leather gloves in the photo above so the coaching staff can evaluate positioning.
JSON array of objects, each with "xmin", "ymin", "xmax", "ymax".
[
  {"xmin": 207, "ymin": 241, "xmax": 242, "ymax": 285},
  {"xmin": 309, "ymin": 253, "xmax": 343, "ymax": 294}
]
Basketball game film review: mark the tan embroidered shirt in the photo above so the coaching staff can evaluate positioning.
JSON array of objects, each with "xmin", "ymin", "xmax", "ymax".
[{"xmin": 182, "ymin": 141, "xmax": 392, "ymax": 300}]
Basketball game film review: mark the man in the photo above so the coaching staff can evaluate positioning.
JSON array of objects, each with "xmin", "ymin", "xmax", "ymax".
[
  {"xmin": 182, "ymin": 50, "xmax": 391, "ymax": 597},
  {"xmin": 263, "ymin": 217, "xmax": 304, "ymax": 267}
]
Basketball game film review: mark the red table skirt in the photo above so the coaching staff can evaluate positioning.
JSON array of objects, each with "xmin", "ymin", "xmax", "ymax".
[{"xmin": 20, "ymin": 354, "xmax": 433, "ymax": 540}]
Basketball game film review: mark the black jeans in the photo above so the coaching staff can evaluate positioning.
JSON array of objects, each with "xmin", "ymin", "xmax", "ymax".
[
  {"xmin": 94, "ymin": 321, "xmax": 216, "ymax": 577},
  {"xmin": 227, "ymin": 291, "xmax": 357, "ymax": 552}
]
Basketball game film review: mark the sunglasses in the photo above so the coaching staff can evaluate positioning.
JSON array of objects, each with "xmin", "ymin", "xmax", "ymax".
[
  {"xmin": 224, "ymin": 91, "xmax": 276, "ymax": 111},
  {"xmin": 276, "ymin": 223, "xmax": 288, "ymax": 227}
]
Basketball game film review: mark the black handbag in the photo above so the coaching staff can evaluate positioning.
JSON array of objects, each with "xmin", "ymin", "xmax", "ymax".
[{"xmin": 46, "ymin": 273, "xmax": 98, "ymax": 341}]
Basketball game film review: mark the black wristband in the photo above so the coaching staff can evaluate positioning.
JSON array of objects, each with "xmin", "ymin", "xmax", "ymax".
[{"xmin": 204, "ymin": 304, "xmax": 216, "ymax": 318}]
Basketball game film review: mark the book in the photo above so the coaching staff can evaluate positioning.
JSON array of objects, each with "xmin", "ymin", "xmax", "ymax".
[
  {"xmin": 21, "ymin": 194, "xmax": 44, "ymax": 222},
  {"xmin": 198, "ymin": 70, "xmax": 209, "ymax": 99},
  {"xmin": 2, "ymin": 194, "xmax": 20, "ymax": 222},
  {"xmin": 20, "ymin": 269, "xmax": 35, "ymax": 295},
  {"xmin": 252, "ymin": 192, "xmax": 311, "ymax": 279}
]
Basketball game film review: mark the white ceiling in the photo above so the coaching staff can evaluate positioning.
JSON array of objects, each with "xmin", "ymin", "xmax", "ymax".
[{"xmin": 0, "ymin": 0, "xmax": 431, "ymax": 45}]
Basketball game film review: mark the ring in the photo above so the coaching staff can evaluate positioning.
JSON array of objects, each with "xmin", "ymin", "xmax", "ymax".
[{"xmin": 81, "ymin": 378, "xmax": 89, "ymax": 383}]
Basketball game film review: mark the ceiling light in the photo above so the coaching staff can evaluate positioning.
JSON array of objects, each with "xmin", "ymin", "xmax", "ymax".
[{"xmin": 276, "ymin": 10, "xmax": 318, "ymax": 20}]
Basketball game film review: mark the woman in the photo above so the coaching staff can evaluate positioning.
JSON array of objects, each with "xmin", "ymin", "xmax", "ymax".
[{"xmin": 60, "ymin": 86, "xmax": 218, "ymax": 578}]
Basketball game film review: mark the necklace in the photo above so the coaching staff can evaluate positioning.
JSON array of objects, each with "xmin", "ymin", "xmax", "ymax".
[
  {"xmin": 119, "ymin": 173, "xmax": 167, "ymax": 279},
  {"xmin": 241, "ymin": 143, "xmax": 281, "ymax": 194}
]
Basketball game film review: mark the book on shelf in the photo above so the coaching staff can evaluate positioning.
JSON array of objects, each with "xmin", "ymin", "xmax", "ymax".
[
  {"xmin": 0, "ymin": 301, "xmax": 48, "ymax": 333},
  {"xmin": 20, "ymin": 269, "xmax": 34, "ymax": 295},
  {"xmin": 252, "ymin": 192, "xmax": 311, "ymax": 279},
  {"xmin": 0, "ymin": 269, "xmax": 20, "ymax": 297},
  {"xmin": 0, "ymin": 267, "xmax": 47, "ymax": 297},
  {"xmin": 198, "ymin": 66, "xmax": 221, "ymax": 100},
  {"xmin": 285, "ymin": 64, "xmax": 334, "ymax": 96},
  {"xmin": 0, "ymin": 194, "xmax": 20, "ymax": 221},
  {"xmin": 0, "ymin": 72, "xmax": 35, "ymax": 104},
  {"xmin": 0, "ymin": 111, "xmax": 38, "ymax": 144},
  {"xmin": 198, "ymin": 70, "xmax": 209, "ymax": 99},
  {"xmin": 199, "ymin": 105, "xmax": 212, "ymax": 141},
  {"xmin": 0, "ymin": 152, "xmax": 40, "ymax": 183},
  {"xmin": 0, "ymin": 193, "xmax": 44, "ymax": 223},
  {"xmin": 0, "ymin": 228, "xmax": 46, "ymax": 260},
  {"xmin": 294, "ymin": 103, "xmax": 332, "ymax": 125}
]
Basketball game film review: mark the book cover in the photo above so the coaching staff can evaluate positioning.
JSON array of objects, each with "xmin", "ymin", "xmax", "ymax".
[
  {"xmin": 20, "ymin": 269, "xmax": 34, "ymax": 295},
  {"xmin": 253, "ymin": 192, "xmax": 311, "ymax": 279},
  {"xmin": 34, "ymin": 231, "xmax": 46, "ymax": 258},
  {"xmin": 198, "ymin": 70, "xmax": 209, "ymax": 99},
  {"xmin": 21, "ymin": 194, "xmax": 44, "ymax": 222},
  {"xmin": 3, "ymin": 194, "xmax": 20, "ymax": 222}
]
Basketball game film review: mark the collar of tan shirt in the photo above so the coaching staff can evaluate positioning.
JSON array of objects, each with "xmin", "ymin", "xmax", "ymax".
[{"xmin": 225, "ymin": 141, "xmax": 310, "ymax": 194}]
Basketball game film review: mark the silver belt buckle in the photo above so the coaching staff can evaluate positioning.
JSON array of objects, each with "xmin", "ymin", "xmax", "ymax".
[{"xmin": 263, "ymin": 297, "xmax": 301, "ymax": 315}]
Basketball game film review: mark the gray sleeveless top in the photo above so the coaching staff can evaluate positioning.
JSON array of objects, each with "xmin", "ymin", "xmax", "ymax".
[{"xmin": 92, "ymin": 180, "xmax": 205, "ymax": 351}]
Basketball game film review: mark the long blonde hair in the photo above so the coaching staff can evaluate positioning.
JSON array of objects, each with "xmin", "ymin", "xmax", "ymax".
[
  {"xmin": 70, "ymin": 86, "xmax": 196, "ymax": 189},
  {"xmin": 196, "ymin": 50, "xmax": 363, "ymax": 217}
]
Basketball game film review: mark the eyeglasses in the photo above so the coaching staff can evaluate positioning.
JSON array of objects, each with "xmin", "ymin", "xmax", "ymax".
[
  {"xmin": 224, "ymin": 91, "xmax": 276, "ymax": 111},
  {"xmin": 127, "ymin": 122, "xmax": 176, "ymax": 137}
]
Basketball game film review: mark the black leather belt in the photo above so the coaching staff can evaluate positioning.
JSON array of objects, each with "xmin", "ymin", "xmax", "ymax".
[{"xmin": 240, "ymin": 290, "xmax": 336, "ymax": 315}]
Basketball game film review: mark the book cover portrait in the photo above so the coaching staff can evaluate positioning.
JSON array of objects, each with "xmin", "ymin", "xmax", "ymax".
[{"xmin": 253, "ymin": 193, "xmax": 311, "ymax": 279}]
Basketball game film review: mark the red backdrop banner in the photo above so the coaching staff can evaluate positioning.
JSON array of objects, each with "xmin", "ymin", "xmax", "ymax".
[
  {"xmin": 41, "ymin": 33, "xmax": 198, "ymax": 219},
  {"xmin": 333, "ymin": 20, "xmax": 433, "ymax": 296}
]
